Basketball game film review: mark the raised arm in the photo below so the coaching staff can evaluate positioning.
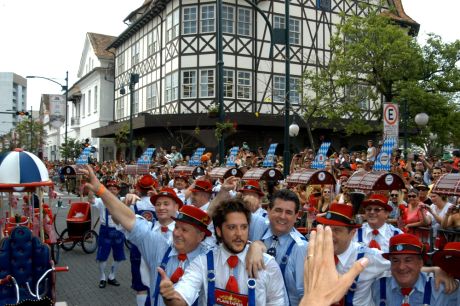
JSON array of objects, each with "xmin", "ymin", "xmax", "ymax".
[{"xmin": 81, "ymin": 165, "xmax": 136, "ymax": 231}]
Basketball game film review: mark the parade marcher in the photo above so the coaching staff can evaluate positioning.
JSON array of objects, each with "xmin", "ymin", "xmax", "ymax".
[
  {"xmin": 353, "ymin": 194, "xmax": 402, "ymax": 252},
  {"xmin": 81, "ymin": 165, "xmax": 209, "ymax": 306},
  {"xmin": 92, "ymin": 180, "xmax": 126, "ymax": 289},
  {"xmin": 238, "ymin": 180, "xmax": 267, "ymax": 218},
  {"xmin": 253, "ymin": 189, "xmax": 308, "ymax": 306},
  {"xmin": 172, "ymin": 172, "xmax": 189, "ymax": 204},
  {"xmin": 372, "ymin": 233, "xmax": 459, "ymax": 305},
  {"xmin": 432, "ymin": 242, "xmax": 460, "ymax": 279},
  {"xmin": 129, "ymin": 175, "xmax": 158, "ymax": 306},
  {"xmin": 189, "ymin": 180, "xmax": 213, "ymax": 211},
  {"xmin": 159, "ymin": 198, "xmax": 288, "ymax": 305}
]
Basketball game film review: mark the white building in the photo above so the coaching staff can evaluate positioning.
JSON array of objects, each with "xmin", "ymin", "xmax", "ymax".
[{"xmin": 0, "ymin": 72, "xmax": 27, "ymax": 135}]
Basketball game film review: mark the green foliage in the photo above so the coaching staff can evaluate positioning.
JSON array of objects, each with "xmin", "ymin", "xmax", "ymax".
[
  {"xmin": 12, "ymin": 118, "xmax": 47, "ymax": 153},
  {"xmin": 59, "ymin": 138, "xmax": 82, "ymax": 160},
  {"xmin": 302, "ymin": 3, "xmax": 460, "ymax": 145},
  {"xmin": 215, "ymin": 121, "xmax": 236, "ymax": 140}
]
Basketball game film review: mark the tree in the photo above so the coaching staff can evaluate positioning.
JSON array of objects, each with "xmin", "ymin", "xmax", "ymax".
[
  {"xmin": 14, "ymin": 118, "xmax": 47, "ymax": 154},
  {"xmin": 59, "ymin": 138, "xmax": 83, "ymax": 160},
  {"xmin": 302, "ymin": 3, "xmax": 460, "ymax": 147}
]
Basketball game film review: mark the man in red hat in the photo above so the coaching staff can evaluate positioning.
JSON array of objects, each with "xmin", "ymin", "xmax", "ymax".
[
  {"xmin": 128, "ymin": 174, "xmax": 158, "ymax": 305},
  {"xmin": 189, "ymin": 179, "xmax": 213, "ymax": 212},
  {"xmin": 172, "ymin": 172, "xmax": 189, "ymax": 204},
  {"xmin": 81, "ymin": 166, "xmax": 210, "ymax": 306},
  {"xmin": 316, "ymin": 203, "xmax": 390, "ymax": 306},
  {"xmin": 238, "ymin": 180, "xmax": 267, "ymax": 217},
  {"xmin": 372, "ymin": 234, "xmax": 458, "ymax": 305},
  {"xmin": 92, "ymin": 180, "xmax": 126, "ymax": 289},
  {"xmin": 159, "ymin": 198, "xmax": 287, "ymax": 305},
  {"xmin": 353, "ymin": 194, "xmax": 402, "ymax": 252},
  {"xmin": 433, "ymin": 242, "xmax": 460, "ymax": 279}
]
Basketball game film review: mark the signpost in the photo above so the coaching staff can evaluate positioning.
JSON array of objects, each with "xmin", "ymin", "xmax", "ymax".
[{"xmin": 383, "ymin": 103, "xmax": 399, "ymax": 147}]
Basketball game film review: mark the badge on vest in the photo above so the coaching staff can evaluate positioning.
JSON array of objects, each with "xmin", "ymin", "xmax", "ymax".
[
  {"xmin": 141, "ymin": 211, "xmax": 155, "ymax": 221},
  {"xmin": 214, "ymin": 288, "xmax": 249, "ymax": 306}
]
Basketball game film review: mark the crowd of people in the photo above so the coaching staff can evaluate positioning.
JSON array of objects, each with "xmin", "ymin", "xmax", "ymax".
[{"xmin": 42, "ymin": 141, "xmax": 460, "ymax": 305}]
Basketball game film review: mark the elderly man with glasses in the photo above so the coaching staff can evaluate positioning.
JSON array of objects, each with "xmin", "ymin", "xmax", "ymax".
[{"xmin": 353, "ymin": 194, "xmax": 403, "ymax": 253}]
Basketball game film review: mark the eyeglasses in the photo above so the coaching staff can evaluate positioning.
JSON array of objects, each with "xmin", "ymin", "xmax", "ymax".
[
  {"xmin": 407, "ymin": 195, "xmax": 417, "ymax": 198},
  {"xmin": 390, "ymin": 194, "xmax": 399, "ymax": 197},
  {"xmin": 323, "ymin": 191, "xmax": 331, "ymax": 194},
  {"xmin": 365, "ymin": 207, "xmax": 385, "ymax": 213}
]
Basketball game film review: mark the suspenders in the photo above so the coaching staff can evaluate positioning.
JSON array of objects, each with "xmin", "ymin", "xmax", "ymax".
[
  {"xmin": 357, "ymin": 228, "xmax": 400, "ymax": 243},
  {"xmin": 206, "ymin": 250, "xmax": 256, "ymax": 306},
  {"xmin": 344, "ymin": 252, "xmax": 364, "ymax": 306},
  {"xmin": 153, "ymin": 247, "xmax": 172, "ymax": 306},
  {"xmin": 379, "ymin": 276, "xmax": 432, "ymax": 306}
]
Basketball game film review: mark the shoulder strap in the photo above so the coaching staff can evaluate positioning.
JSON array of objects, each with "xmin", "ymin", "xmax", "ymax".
[
  {"xmin": 206, "ymin": 251, "xmax": 215, "ymax": 306},
  {"xmin": 247, "ymin": 279, "xmax": 256, "ymax": 306},
  {"xmin": 345, "ymin": 252, "xmax": 365, "ymax": 305},
  {"xmin": 261, "ymin": 227, "xmax": 269, "ymax": 241},
  {"xmin": 280, "ymin": 240, "xmax": 297, "ymax": 275},
  {"xmin": 423, "ymin": 276, "xmax": 432, "ymax": 306},
  {"xmin": 379, "ymin": 277, "xmax": 387, "ymax": 306},
  {"xmin": 357, "ymin": 227, "xmax": 363, "ymax": 243},
  {"xmin": 153, "ymin": 246, "xmax": 172, "ymax": 306},
  {"xmin": 134, "ymin": 203, "xmax": 139, "ymax": 214},
  {"xmin": 105, "ymin": 208, "xmax": 109, "ymax": 226},
  {"xmin": 393, "ymin": 230, "xmax": 399, "ymax": 236}
]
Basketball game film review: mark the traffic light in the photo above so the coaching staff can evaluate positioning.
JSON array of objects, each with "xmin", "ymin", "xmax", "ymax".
[{"xmin": 16, "ymin": 111, "xmax": 29, "ymax": 116}]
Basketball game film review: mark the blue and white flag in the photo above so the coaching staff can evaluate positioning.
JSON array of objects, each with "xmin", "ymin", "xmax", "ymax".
[
  {"xmin": 76, "ymin": 147, "xmax": 91, "ymax": 165},
  {"xmin": 137, "ymin": 148, "xmax": 156, "ymax": 165},
  {"xmin": 312, "ymin": 142, "xmax": 331, "ymax": 169},
  {"xmin": 226, "ymin": 147, "xmax": 239, "ymax": 167},
  {"xmin": 262, "ymin": 144, "xmax": 278, "ymax": 167},
  {"xmin": 189, "ymin": 147, "xmax": 206, "ymax": 166},
  {"xmin": 373, "ymin": 138, "xmax": 397, "ymax": 171}
]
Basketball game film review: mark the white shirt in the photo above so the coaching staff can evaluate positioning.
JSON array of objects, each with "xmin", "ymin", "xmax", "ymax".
[
  {"xmin": 352, "ymin": 223, "xmax": 402, "ymax": 253},
  {"xmin": 429, "ymin": 202, "xmax": 453, "ymax": 236},
  {"xmin": 92, "ymin": 198, "xmax": 118, "ymax": 227},
  {"xmin": 336, "ymin": 241, "xmax": 391, "ymax": 306},
  {"xmin": 175, "ymin": 245, "xmax": 287, "ymax": 306}
]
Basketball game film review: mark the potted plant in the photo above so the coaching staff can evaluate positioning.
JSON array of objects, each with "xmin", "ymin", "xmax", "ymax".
[
  {"xmin": 215, "ymin": 121, "xmax": 236, "ymax": 140},
  {"xmin": 207, "ymin": 104, "xmax": 219, "ymax": 118}
]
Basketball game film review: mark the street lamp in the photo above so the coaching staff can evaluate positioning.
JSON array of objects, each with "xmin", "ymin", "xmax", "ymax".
[
  {"xmin": 119, "ymin": 73, "xmax": 139, "ymax": 162},
  {"xmin": 414, "ymin": 113, "xmax": 429, "ymax": 128},
  {"xmin": 26, "ymin": 71, "xmax": 69, "ymax": 162}
]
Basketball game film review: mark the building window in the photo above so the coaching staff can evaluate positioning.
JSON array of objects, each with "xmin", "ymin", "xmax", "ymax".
[
  {"xmin": 273, "ymin": 76, "xmax": 285, "ymax": 103},
  {"xmin": 317, "ymin": 0, "xmax": 332, "ymax": 12},
  {"xmin": 146, "ymin": 83, "xmax": 157, "ymax": 109},
  {"xmin": 223, "ymin": 69, "xmax": 234, "ymax": 98},
  {"xmin": 134, "ymin": 91, "xmax": 139, "ymax": 113},
  {"xmin": 81, "ymin": 94, "xmax": 86, "ymax": 118},
  {"xmin": 147, "ymin": 29, "xmax": 158, "ymax": 56},
  {"xmin": 131, "ymin": 42, "xmax": 140, "ymax": 65},
  {"xmin": 201, "ymin": 5, "xmax": 215, "ymax": 33},
  {"xmin": 222, "ymin": 5, "xmax": 234, "ymax": 34},
  {"xmin": 167, "ymin": 9, "xmax": 180, "ymax": 42},
  {"xmin": 237, "ymin": 8, "xmax": 251, "ymax": 36},
  {"xmin": 117, "ymin": 53, "xmax": 125, "ymax": 74},
  {"xmin": 290, "ymin": 77, "xmax": 301, "ymax": 105},
  {"xmin": 116, "ymin": 98, "xmax": 124, "ymax": 119},
  {"xmin": 94, "ymin": 86, "xmax": 98, "ymax": 112},
  {"xmin": 237, "ymin": 71, "xmax": 251, "ymax": 99},
  {"xmin": 273, "ymin": 16, "xmax": 301, "ymax": 45},
  {"xmin": 165, "ymin": 72, "xmax": 179, "ymax": 102},
  {"xmin": 87, "ymin": 90, "xmax": 91, "ymax": 116},
  {"xmin": 183, "ymin": 6, "xmax": 197, "ymax": 35},
  {"xmin": 182, "ymin": 70, "xmax": 197, "ymax": 98},
  {"xmin": 200, "ymin": 69, "xmax": 215, "ymax": 97}
]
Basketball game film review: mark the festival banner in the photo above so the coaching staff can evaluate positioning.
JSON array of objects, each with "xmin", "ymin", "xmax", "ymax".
[
  {"xmin": 373, "ymin": 138, "xmax": 397, "ymax": 171},
  {"xmin": 262, "ymin": 143, "xmax": 278, "ymax": 167},
  {"xmin": 311, "ymin": 142, "xmax": 331, "ymax": 169},
  {"xmin": 76, "ymin": 147, "xmax": 92, "ymax": 165},
  {"xmin": 226, "ymin": 147, "xmax": 239, "ymax": 167},
  {"xmin": 189, "ymin": 147, "xmax": 206, "ymax": 166},
  {"xmin": 137, "ymin": 148, "xmax": 156, "ymax": 165}
]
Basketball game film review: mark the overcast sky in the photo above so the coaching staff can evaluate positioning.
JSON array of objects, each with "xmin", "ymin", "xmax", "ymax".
[{"xmin": 0, "ymin": 0, "xmax": 458, "ymax": 111}]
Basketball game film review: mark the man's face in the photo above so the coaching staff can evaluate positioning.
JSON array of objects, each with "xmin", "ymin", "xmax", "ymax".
[
  {"xmin": 432, "ymin": 169, "xmax": 442, "ymax": 182},
  {"xmin": 108, "ymin": 186, "xmax": 120, "ymax": 196},
  {"xmin": 173, "ymin": 222, "xmax": 204, "ymax": 254},
  {"xmin": 242, "ymin": 192, "xmax": 261, "ymax": 212},
  {"xmin": 268, "ymin": 198, "xmax": 298, "ymax": 236},
  {"xmin": 368, "ymin": 141, "xmax": 373, "ymax": 147},
  {"xmin": 390, "ymin": 191, "xmax": 399, "ymax": 203},
  {"xmin": 154, "ymin": 196, "xmax": 179, "ymax": 223},
  {"xmin": 415, "ymin": 162, "xmax": 424, "ymax": 171},
  {"xmin": 390, "ymin": 254, "xmax": 423, "ymax": 288},
  {"xmin": 364, "ymin": 205, "xmax": 389, "ymax": 229},
  {"xmin": 174, "ymin": 178, "xmax": 187, "ymax": 190},
  {"xmin": 171, "ymin": 146, "xmax": 177, "ymax": 152},
  {"xmin": 190, "ymin": 191, "xmax": 210, "ymax": 207},
  {"xmin": 216, "ymin": 212, "xmax": 249, "ymax": 254},
  {"xmin": 418, "ymin": 189, "xmax": 428, "ymax": 199},
  {"xmin": 330, "ymin": 225, "xmax": 356, "ymax": 255}
]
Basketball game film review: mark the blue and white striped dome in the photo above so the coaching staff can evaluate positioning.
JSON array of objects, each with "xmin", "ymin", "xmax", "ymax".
[{"xmin": 0, "ymin": 149, "xmax": 52, "ymax": 187}]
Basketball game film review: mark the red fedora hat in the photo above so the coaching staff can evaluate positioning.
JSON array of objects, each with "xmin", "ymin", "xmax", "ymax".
[
  {"xmin": 190, "ymin": 180, "xmax": 213, "ymax": 194},
  {"xmin": 175, "ymin": 171, "xmax": 189, "ymax": 182},
  {"xmin": 136, "ymin": 174, "xmax": 158, "ymax": 190},
  {"xmin": 172, "ymin": 205, "xmax": 212, "ymax": 236},
  {"xmin": 150, "ymin": 187, "xmax": 183, "ymax": 209},
  {"xmin": 432, "ymin": 242, "xmax": 460, "ymax": 278},
  {"xmin": 382, "ymin": 233, "xmax": 424, "ymax": 260},
  {"xmin": 239, "ymin": 180, "xmax": 264, "ymax": 197},
  {"xmin": 316, "ymin": 203, "xmax": 361, "ymax": 228},
  {"xmin": 362, "ymin": 194, "xmax": 392, "ymax": 212}
]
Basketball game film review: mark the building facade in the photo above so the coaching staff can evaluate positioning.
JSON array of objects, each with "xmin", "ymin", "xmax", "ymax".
[
  {"xmin": 93, "ymin": 0, "xmax": 418, "ymax": 158},
  {"xmin": 0, "ymin": 72, "xmax": 27, "ymax": 135}
]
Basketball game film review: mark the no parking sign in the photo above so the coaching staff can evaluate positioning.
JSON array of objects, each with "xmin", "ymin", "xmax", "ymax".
[{"xmin": 383, "ymin": 103, "xmax": 399, "ymax": 142}]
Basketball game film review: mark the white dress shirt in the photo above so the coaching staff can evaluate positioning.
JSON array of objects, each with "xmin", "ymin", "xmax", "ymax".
[{"xmin": 353, "ymin": 223, "xmax": 402, "ymax": 253}]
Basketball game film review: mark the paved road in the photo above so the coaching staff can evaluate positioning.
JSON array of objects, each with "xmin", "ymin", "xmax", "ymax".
[{"xmin": 41, "ymin": 194, "xmax": 136, "ymax": 305}]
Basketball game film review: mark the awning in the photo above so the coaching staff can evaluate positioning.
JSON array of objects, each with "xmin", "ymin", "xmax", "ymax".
[
  {"xmin": 242, "ymin": 167, "xmax": 283, "ymax": 181},
  {"xmin": 287, "ymin": 169, "xmax": 336, "ymax": 185},
  {"xmin": 209, "ymin": 167, "xmax": 243, "ymax": 180},
  {"xmin": 346, "ymin": 171, "xmax": 405, "ymax": 191},
  {"xmin": 432, "ymin": 173, "xmax": 460, "ymax": 196}
]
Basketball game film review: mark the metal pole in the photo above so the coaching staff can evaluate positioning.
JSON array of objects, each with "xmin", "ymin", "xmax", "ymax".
[
  {"xmin": 65, "ymin": 71, "xmax": 69, "ymax": 163},
  {"xmin": 403, "ymin": 99, "xmax": 408, "ymax": 156},
  {"xmin": 129, "ymin": 78, "xmax": 134, "ymax": 163},
  {"xmin": 29, "ymin": 106, "xmax": 33, "ymax": 152},
  {"xmin": 217, "ymin": 0, "xmax": 225, "ymax": 165},
  {"xmin": 283, "ymin": 1, "xmax": 291, "ymax": 177}
]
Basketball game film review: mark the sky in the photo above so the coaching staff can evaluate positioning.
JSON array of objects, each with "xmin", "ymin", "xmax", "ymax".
[{"xmin": 0, "ymin": 0, "xmax": 458, "ymax": 112}]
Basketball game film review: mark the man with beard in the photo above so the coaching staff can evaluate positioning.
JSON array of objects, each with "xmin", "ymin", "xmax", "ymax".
[{"xmin": 159, "ymin": 198, "xmax": 287, "ymax": 305}]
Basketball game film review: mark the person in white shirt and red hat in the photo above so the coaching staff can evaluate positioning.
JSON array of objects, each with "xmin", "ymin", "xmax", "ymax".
[
  {"xmin": 372, "ymin": 233, "xmax": 458, "ymax": 305},
  {"xmin": 189, "ymin": 179, "xmax": 213, "ymax": 212},
  {"xmin": 353, "ymin": 194, "xmax": 402, "ymax": 252},
  {"xmin": 238, "ymin": 180, "xmax": 267, "ymax": 218}
]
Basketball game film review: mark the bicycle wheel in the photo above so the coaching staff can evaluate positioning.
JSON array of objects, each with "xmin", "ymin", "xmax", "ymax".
[
  {"xmin": 59, "ymin": 229, "xmax": 77, "ymax": 251},
  {"xmin": 81, "ymin": 230, "xmax": 98, "ymax": 254},
  {"xmin": 51, "ymin": 243, "xmax": 60, "ymax": 264}
]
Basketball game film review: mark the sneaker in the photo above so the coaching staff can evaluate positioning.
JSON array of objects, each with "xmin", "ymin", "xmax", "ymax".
[
  {"xmin": 99, "ymin": 280, "xmax": 107, "ymax": 288},
  {"xmin": 107, "ymin": 278, "xmax": 120, "ymax": 286}
]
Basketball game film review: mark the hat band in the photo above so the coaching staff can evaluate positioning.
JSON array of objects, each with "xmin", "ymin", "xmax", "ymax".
[
  {"xmin": 325, "ymin": 211, "xmax": 356, "ymax": 225},
  {"xmin": 193, "ymin": 185, "xmax": 210, "ymax": 192},
  {"xmin": 175, "ymin": 213, "xmax": 207, "ymax": 231},
  {"xmin": 389, "ymin": 243, "xmax": 422, "ymax": 254}
]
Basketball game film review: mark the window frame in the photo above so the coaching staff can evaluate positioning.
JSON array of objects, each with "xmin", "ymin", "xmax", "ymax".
[
  {"xmin": 200, "ymin": 69, "xmax": 215, "ymax": 98},
  {"xmin": 201, "ymin": 4, "xmax": 215, "ymax": 33},
  {"xmin": 237, "ymin": 7, "xmax": 251, "ymax": 36},
  {"xmin": 237, "ymin": 71, "xmax": 251, "ymax": 100},
  {"xmin": 223, "ymin": 69, "xmax": 234, "ymax": 98},
  {"xmin": 182, "ymin": 70, "xmax": 197, "ymax": 99},
  {"xmin": 183, "ymin": 6, "xmax": 197, "ymax": 35}
]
